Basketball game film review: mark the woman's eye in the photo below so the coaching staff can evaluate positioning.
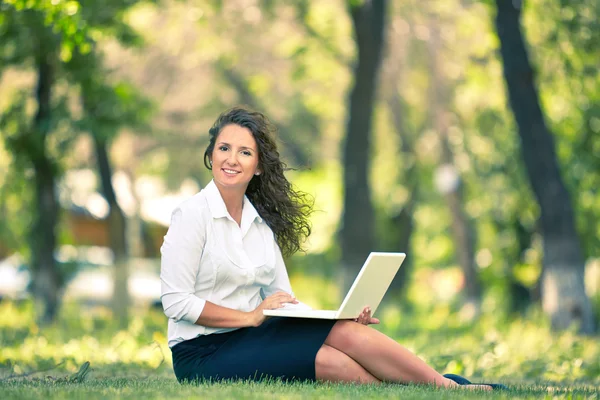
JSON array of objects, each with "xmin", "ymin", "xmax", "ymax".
[
  {"xmin": 219, "ymin": 146, "xmax": 228, "ymax": 151},
  {"xmin": 242, "ymin": 150, "xmax": 252, "ymax": 156}
]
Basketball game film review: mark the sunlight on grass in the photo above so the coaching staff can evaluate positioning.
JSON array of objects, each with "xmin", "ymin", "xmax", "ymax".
[
  {"xmin": 0, "ymin": 272, "xmax": 598, "ymax": 399},
  {"xmin": 1, "ymin": 298, "xmax": 598, "ymax": 386},
  {"xmin": 0, "ymin": 301, "xmax": 170, "ymax": 377}
]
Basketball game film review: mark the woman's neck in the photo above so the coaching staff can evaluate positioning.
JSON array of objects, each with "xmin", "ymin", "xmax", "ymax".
[{"xmin": 215, "ymin": 183, "xmax": 245, "ymax": 225}]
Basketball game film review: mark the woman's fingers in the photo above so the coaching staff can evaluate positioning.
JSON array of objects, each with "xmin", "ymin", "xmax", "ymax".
[
  {"xmin": 266, "ymin": 302, "xmax": 281, "ymax": 310},
  {"xmin": 262, "ymin": 292, "xmax": 296, "ymax": 309},
  {"xmin": 355, "ymin": 306, "xmax": 374, "ymax": 325},
  {"xmin": 272, "ymin": 292, "xmax": 296, "ymax": 302},
  {"xmin": 362, "ymin": 307, "xmax": 371, "ymax": 324}
]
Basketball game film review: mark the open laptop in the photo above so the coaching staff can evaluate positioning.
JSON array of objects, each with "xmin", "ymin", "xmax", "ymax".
[{"xmin": 263, "ymin": 252, "xmax": 406, "ymax": 320}]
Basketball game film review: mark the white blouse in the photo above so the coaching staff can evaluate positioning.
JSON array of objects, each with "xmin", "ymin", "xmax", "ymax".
[{"xmin": 160, "ymin": 180, "xmax": 308, "ymax": 348}]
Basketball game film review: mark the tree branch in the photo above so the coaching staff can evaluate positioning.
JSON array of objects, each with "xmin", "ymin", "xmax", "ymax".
[{"xmin": 293, "ymin": 1, "xmax": 353, "ymax": 68}]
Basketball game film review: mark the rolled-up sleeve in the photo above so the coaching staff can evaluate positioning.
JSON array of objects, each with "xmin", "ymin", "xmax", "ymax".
[{"xmin": 160, "ymin": 205, "xmax": 207, "ymax": 323}]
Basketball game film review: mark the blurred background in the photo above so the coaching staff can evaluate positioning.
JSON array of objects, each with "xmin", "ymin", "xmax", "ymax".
[{"xmin": 0, "ymin": 0, "xmax": 599, "ymax": 383}]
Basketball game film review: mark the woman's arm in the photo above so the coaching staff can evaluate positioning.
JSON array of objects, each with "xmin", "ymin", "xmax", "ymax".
[
  {"xmin": 160, "ymin": 205, "xmax": 208, "ymax": 324},
  {"xmin": 196, "ymin": 291, "xmax": 297, "ymax": 328},
  {"xmin": 195, "ymin": 301, "xmax": 257, "ymax": 328}
]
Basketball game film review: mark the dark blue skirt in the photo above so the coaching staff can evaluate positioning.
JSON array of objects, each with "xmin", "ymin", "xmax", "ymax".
[{"xmin": 171, "ymin": 317, "xmax": 337, "ymax": 383}]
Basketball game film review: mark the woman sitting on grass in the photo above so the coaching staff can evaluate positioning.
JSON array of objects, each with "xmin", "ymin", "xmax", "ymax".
[{"xmin": 160, "ymin": 106, "xmax": 505, "ymax": 390}]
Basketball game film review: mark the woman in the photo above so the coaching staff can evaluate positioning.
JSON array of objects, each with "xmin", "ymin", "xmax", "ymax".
[{"xmin": 160, "ymin": 107, "xmax": 503, "ymax": 389}]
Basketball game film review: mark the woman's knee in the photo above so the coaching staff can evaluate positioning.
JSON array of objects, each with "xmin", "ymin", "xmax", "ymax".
[
  {"xmin": 315, "ymin": 344, "xmax": 376, "ymax": 383},
  {"xmin": 325, "ymin": 320, "xmax": 368, "ymax": 351},
  {"xmin": 315, "ymin": 344, "xmax": 339, "ymax": 374}
]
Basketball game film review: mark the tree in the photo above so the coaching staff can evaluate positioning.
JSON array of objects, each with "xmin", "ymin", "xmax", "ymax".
[
  {"xmin": 0, "ymin": 2, "xmax": 83, "ymax": 323},
  {"xmin": 427, "ymin": 21, "xmax": 482, "ymax": 310},
  {"xmin": 340, "ymin": 0, "xmax": 387, "ymax": 290},
  {"xmin": 0, "ymin": 0, "xmax": 150, "ymax": 324},
  {"xmin": 78, "ymin": 72, "xmax": 152, "ymax": 329},
  {"xmin": 66, "ymin": 9, "xmax": 152, "ymax": 327},
  {"xmin": 378, "ymin": 14, "xmax": 419, "ymax": 299},
  {"xmin": 494, "ymin": 0, "xmax": 595, "ymax": 333}
]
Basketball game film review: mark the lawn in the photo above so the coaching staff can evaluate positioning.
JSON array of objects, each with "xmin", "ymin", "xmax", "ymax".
[
  {"xmin": 2, "ymin": 378, "xmax": 599, "ymax": 400},
  {"xmin": 0, "ymin": 299, "xmax": 598, "ymax": 399}
]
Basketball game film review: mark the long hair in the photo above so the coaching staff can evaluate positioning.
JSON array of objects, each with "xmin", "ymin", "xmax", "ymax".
[{"xmin": 204, "ymin": 106, "xmax": 313, "ymax": 257}]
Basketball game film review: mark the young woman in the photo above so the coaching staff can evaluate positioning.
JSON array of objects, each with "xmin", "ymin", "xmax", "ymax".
[{"xmin": 160, "ymin": 107, "xmax": 503, "ymax": 390}]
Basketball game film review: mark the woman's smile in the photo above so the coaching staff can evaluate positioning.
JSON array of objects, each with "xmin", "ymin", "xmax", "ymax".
[
  {"xmin": 211, "ymin": 124, "xmax": 260, "ymax": 189},
  {"xmin": 222, "ymin": 168, "xmax": 241, "ymax": 176}
]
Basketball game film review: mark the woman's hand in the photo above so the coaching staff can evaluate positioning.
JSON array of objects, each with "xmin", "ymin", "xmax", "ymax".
[
  {"xmin": 249, "ymin": 291, "xmax": 298, "ymax": 327},
  {"xmin": 354, "ymin": 306, "xmax": 380, "ymax": 325}
]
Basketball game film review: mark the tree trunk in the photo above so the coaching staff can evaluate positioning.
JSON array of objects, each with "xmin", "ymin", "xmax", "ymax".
[
  {"xmin": 386, "ymin": 202, "xmax": 415, "ymax": 294},
  {"xmin": 495, "ymin": 0, "xmax": 595, "ymax": 333},
  {"xmin": 30, "ymin": 51, "xmax": 61, "ymax": 325},
  {"xmin": 92, "ymin": 133, "xmax": 130, "ymax": 329},
  {"xmin": 387, "ymin": 92, "xmax": 419, "ymax": 297},
  {"xmin": 380, "ymin": 28, "xmax": 418, "ymax": 297},
  {"xmin": 123, "ymin": 167, "xmax": 145, "ymax": 258},
  {"xmin": 340, "ymin": 0, "xmax": 387, "ymax": 290},
  {"xmin": 427, "ymin": 24, "xmax": 482, "ymax": 309}
]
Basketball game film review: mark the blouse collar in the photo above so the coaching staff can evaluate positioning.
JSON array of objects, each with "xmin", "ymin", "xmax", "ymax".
[{"xmin": 204, "ymin": 180, "xmax": 263, "ymax": 226}]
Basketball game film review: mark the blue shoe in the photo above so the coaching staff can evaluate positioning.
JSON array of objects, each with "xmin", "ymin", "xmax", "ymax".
[{"xmin": 443, "ymin": 373, "xmax": 509, "ymax": 390}]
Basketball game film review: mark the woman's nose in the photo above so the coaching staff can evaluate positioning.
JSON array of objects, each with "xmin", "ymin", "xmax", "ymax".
[{"xmin": 227, "ymin": 153, "xmax": 238, "ymax": 165}]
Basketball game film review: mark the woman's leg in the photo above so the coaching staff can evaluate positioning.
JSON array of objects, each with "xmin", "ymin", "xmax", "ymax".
[
  {"xmin": 324, "ymin": 321, "xmax": 490, "ymax": 390},
  {"xmin": 315, "ymin": 344, "xmax": 381, "ymax": 384}
]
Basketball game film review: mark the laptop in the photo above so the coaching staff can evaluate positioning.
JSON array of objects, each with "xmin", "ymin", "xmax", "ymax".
[{"xmin": 263, "ymin": 252, "xmax": 406, "ymax": 320}]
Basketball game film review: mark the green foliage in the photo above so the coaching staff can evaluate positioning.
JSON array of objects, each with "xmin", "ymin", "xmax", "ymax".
[
  {"xmin": 0, "ymin": 0, "xmax": 91, "ymax": 64},
  {"xmin": 0, "ymin": 93, "xmax": 36, "ymax": 257},
  {"xmin": 523, "ymin": 0, "xmax": 600, "ymax": 258},
  {"xmin": 0, "ymin": 0, "xmax": 154, "ymax": 325},
  {"xmin": 76, "ymin": 79, "xmax": 154, "ymax": 142},
  {"xmin": 0, "ymin": 0, "xmax": 598, "ymax": 334}
]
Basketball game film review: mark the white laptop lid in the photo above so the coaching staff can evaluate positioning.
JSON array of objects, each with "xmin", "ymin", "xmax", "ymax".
[{"xmin": 335, "ymin": 252, "xmax": 406, "ymax": 319}]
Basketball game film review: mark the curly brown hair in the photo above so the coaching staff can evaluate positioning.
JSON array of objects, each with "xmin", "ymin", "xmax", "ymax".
[{"xmin": 203, "ymin": 106, "xmax": 313, "ymax": 257}]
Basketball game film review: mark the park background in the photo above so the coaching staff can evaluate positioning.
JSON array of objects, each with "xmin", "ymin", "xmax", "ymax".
[{"xmin": 0, "ymin": 0, "xmax": 599, "ymax": 398}]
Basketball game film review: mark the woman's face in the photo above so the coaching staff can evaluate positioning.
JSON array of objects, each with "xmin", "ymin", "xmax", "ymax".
[{"xmin": 210, "ymin": 124, "xmax": 261, "ymax": 190}]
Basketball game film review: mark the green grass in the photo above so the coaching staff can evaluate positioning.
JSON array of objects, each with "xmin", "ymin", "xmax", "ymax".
[
  {"xmin": 1, "ymin": 378, "xmax": 599, "ymax": 400},
  {"xmin": 0, "ymin": 298, "xmax": 599, "ymax": 399}
]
